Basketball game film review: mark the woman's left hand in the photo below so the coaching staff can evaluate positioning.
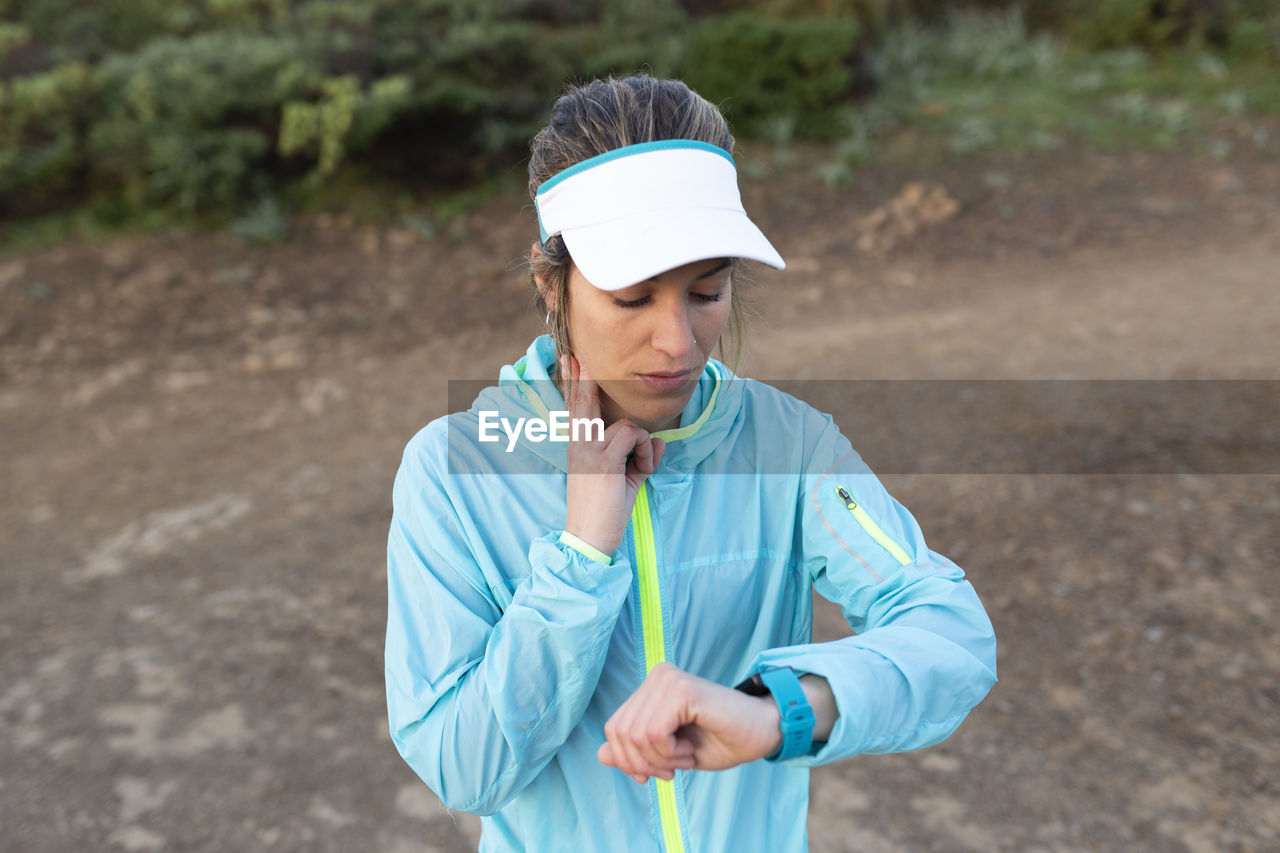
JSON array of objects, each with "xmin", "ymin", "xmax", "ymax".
[{"xmin": 597, "ymin": 663, "xmax": 783, "ymax": 784}]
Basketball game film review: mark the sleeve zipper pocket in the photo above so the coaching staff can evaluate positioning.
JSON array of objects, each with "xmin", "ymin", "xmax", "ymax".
[{"xmin": 836, "ymin": 485, "xmax": 912, "ymax": 567}]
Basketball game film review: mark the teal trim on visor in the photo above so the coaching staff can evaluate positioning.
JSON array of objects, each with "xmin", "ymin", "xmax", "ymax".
[{"xmin": 535, "ymin": 140, "xmax": 736, "ymax": 242}]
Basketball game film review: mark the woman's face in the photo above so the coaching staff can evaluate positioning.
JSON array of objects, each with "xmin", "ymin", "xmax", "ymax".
[{"xmin": 563, "ymin": 257, "xmax": 733, "ymax": 433}]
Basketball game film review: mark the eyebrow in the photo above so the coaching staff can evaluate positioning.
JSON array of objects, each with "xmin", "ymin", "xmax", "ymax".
[{"xmin": 645, "ymin": 259, "xmax": 732, "ymax": 283}]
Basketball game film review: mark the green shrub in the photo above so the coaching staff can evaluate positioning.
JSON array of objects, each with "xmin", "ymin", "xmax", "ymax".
[
  {"xmin": 279, "ymin": 74, "xmax": 413, "ymax": 177},
  {"xmin": 3, "ymin": 0, "xmax": 195, "ymax": 66},
  {"xmin": 0, "ymin": 61, "xmax": 94, "ymax": 212},
  {"xmin": 1074, "ymin": 0, "xmax": 1193, "ymax": 51},
  {"xmin": 1067, "ymin": 0, "xmax": 1277, "ymax": 56},
  {"xmin": 680, "ymin": 13, "xmax": 862, "ymax": 138},
  {"xmin": 0, "ymin": 22, "xmax": 31, "ymax": 61},
  {"xmin": 1, "ymin": 0, "xmax": 889, "ymax": 221},
  {"xmin": 4, "ymin": 0, "xmax": 1278, "ymax": 230},
  {"xmin": 86, "ymin": 31, "xmax": 316, "ymax": 211},
  {"xmin": 20, "ymin": 0, "xmax": 1262, "ymax": 229},
  {"xmin": 1224, "ymin": 6, "xmax": 1280, "ymax": 61}
]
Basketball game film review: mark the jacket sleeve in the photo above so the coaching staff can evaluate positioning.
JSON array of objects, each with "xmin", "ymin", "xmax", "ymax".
[
  {"xmin": 384, "ymin": 426, "xmax": 633, "ymax": 814},
  {"xmin": 748, "ymin": 415, "xmax": 998, "ymax": 765}
]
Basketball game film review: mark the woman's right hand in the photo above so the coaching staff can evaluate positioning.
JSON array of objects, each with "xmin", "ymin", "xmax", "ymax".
[{"xmin": 561, "ymin": 354, "xmax": 665, "ymax": 556}]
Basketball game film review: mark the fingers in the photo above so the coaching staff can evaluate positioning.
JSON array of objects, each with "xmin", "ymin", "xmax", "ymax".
[
  {"xmin": 603, "ymin": 421, "xmax": 647, "ymax": 465},
  {"xmin": 561, "ymin": 354, "xmax": 666, "ymax": 479},
  {"xmin": 598, "ymin": 665, "xmax": 699, "ymax": 783},
  {"xmin": 560, "ymin": 353, "xmax": 668, "ymax": 556},
  {"xmin": 603, "ymin": 712, "xmax": 658, "ymax": 782},
  {"xmin": 598, "ymin": 421, "xmax": 661, "ymax": 480},
  {"xmin": 629, "ymin": 436, "xmax": 665, "ymax": 477},
  {"xmin": 600, "ymin": 734, "xmax": 690, "ymax": 783},
  {"xmin": 598, "ymin": 742, "xmax": 657, "ymax": 784},
  {"xmin": 599, "ymin": 743, "xmax": 651, "ymax": 784},
  {"xmin": 618, "ymin": 717, "xmax": 691, "ymax": 781},
  {"xmin": 562, "ymin": 354, "xmax": 601, "ymax": 422}
]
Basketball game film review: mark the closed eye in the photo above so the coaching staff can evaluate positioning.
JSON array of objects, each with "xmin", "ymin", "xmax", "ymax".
[{"xmin": 613, "ymin": 291, "xmax": 724, "ymax": 310}]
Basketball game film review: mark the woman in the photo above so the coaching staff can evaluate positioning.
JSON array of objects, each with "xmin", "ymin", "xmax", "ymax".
[{"xmin": 386, "ymin": 75, "xmax": 996, "ymax": 852}]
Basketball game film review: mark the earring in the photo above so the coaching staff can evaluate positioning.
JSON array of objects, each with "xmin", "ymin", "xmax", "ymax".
[{"xmin": 545, "ymin": 311, "xmax": 551, "ymax": 326}]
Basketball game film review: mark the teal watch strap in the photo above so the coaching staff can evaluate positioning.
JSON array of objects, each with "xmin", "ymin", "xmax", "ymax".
[{"xmin": 758, "ymin": 667, "xmax": 815, "ymax": 761}]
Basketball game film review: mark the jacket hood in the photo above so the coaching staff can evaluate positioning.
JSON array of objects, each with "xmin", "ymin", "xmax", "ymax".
[{"xmin": 462, "ymin": 335, "xmax": 743, "ymax": 474}]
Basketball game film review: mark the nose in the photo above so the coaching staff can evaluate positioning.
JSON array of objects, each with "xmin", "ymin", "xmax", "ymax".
[{"xmin": 649, "ymin": 294, "xmax": 696, "ymax": 360}]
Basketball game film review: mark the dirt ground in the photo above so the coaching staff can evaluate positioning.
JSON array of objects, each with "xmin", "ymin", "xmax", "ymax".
[{"xmin": 1, "ymin": 144, "xmax": 1277, "ymax": 852}]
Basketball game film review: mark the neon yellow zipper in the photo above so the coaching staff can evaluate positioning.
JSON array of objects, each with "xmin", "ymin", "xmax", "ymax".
[
  {"xmin": 836, "ymin": 485, "xmax": 911, "ymax": 566},
  {"xmin": 630, "ymin": 480, "xmax": 685, "ymax": 853}
]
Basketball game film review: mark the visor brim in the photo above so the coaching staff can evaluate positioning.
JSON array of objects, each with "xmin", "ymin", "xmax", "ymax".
[{"xmin": 560, "ymin": 206, "xmax": 785, "ymax": 292}]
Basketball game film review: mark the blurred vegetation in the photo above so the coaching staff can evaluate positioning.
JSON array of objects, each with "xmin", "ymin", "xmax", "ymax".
[
  {"xmin": 1, "ymin": 0, "xmax": 1277, "ymax": 245},
  {"xmin": 810, "ymin": 5, "xmax": 1280, "ymax": 189}
]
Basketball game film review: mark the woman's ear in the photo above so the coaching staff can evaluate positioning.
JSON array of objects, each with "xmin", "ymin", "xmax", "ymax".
[{"xmin": 531, "ymin": 241, "xmax": 556, "ymax": 312}]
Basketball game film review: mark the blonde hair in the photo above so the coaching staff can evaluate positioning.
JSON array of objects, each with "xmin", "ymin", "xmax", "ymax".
[{"xmin": 527, "ymin": 74, "xmax": 753, "ymax": 380}]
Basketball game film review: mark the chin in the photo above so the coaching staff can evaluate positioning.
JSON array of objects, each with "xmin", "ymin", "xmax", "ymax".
[
  {"xmin": 600, "ymin": 382, "xmax": 695, "ymax": 430},
  {"xmin": 627, "ymin": 395, "xmax": 693, "ymax": 429}
]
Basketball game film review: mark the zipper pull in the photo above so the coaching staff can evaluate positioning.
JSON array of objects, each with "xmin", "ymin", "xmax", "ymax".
[{"xmin": 836, "ymin": 485, "xmax": 856, "ymax": 509}]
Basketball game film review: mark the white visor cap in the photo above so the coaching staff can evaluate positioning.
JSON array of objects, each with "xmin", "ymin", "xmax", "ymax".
[{"xmin": 534, "ymin": 140, "xmax": 785, "ymax": 292}]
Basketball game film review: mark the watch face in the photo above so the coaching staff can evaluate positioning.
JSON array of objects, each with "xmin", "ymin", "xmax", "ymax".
[{"xmin": 734, "ymin": 673, "xmax": 770, "ymax": 696}]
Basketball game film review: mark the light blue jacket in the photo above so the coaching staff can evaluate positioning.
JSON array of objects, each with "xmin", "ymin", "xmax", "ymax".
[{"xmin": 386, "ymin": 335, "xmax": 997, "ymax": 852}]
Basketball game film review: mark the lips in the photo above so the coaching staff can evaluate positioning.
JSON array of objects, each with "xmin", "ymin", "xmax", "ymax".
[{"xmin": 637, "ymin": 369, "xmax": 694, "ymax": 391}]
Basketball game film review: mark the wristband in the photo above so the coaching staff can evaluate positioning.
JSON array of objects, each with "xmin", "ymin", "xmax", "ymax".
[
  {"xmin": 558, "ymin": 530, "xmax": 612, "ymax": 565},
  {"xmin": 736, "ymin": 667, "xmax": 815, "ymax": 761}
]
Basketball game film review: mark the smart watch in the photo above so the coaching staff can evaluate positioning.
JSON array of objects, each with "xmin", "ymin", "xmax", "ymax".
[{"xmin": 734, "ymin": 666, "xmax": 815, "ymax": 761}]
